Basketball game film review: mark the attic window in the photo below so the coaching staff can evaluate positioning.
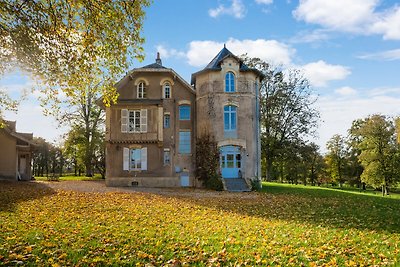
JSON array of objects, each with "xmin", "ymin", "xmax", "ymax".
[
  {"xmin": 137, "ymin": 82, "xmax": 146, "ymax": 98},
  {"xmin": 163, "ymin": 82, "xmax": 171, "ymax": 99}
]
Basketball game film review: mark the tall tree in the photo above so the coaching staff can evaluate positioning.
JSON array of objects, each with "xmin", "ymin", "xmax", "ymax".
[
  {"xmin": 47, "ymin": 77, "xmax": 105, "ymax": 177},
  {"xmin": 355, "ymin": 115, "xmax": 400, "ymax": 195},
  {"xmin": 300, "ymin": 142, "xmax": 324, "ymax": 186},
  {"xmin": 63, "ymin": 128, "xmax": 85, "ymax": 176},
  {"xmin": 243, "ymin": 57, "xmax": 320, "ymax": 180},
  {"xmin": 347, "ymin": 119, "xmax": 365, "ymax": 188},
  {"xmin": 0, "ymin": 0, "xmax": 151, "ymax": 105},
  {"xmin": 325, "ymin": 134, "xmax": 347, "ymax": 186}
]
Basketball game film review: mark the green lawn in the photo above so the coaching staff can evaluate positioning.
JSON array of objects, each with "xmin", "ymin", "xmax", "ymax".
[
  {"xmin": 34, "ymin": 175, "xmax": 103, "ymax": 182},
  {"xmin": 0, "ymin": 181, "xmax": 399, "ymax": 266}
]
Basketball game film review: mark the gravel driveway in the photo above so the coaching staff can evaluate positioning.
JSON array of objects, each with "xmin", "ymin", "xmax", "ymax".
[{"xmin": 36, "ymin": 180, "xmax": 258, "ymax": 199}]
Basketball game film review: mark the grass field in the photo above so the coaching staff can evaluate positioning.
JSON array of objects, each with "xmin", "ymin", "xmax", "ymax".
[
  {"xmin": 34, "ymin": 175, "xmax": 103, "ymax": 182},
  {"xmin": 0, "ymin": 181, "xmax": 399, "ymax": 266}
]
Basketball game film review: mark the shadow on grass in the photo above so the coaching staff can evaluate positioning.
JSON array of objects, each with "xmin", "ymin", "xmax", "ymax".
[
  {"xmin": 0, "ymin": 180, "xmax": 56, "ymax": 212},
  {"xmin": 169, "ymin": 182, "xmax": 400, "ymax": 234}
]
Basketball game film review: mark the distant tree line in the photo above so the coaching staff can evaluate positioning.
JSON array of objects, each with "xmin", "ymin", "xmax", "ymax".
[
  {"xmin": 32, "ymin": 131, "xmax": 105, "ymax": 179},
  {"xmin": 246, "ymin": 57, "xmax": 399, "ymax": 195},
  {"xmin": 325, "ymin": 115, "xmax": 400, "ymax": 196}
]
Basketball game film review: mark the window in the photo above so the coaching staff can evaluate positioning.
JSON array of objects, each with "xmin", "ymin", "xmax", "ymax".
[
  {"xmin": 179, "ymin": 105, "xmax": 190, "ymax": 120},
  {"xmin": 163, "ymin": 149, "xmax": 171, "ymax": 165},
  {"xmin": 224, "ymin": 105, "xmax": 237, "ymax": 131},
  {"xmin": 179, "ymin": 131, "xmax": 191, "ymax": 154},
  {"xmin": 164, "ymin": 114, "xmax": 170, "ymax": 128},
  {"xmin": 121, "ymin": 109, "xmax": 147, "ymax": 133},
  {"xmin": 130, "ymin": 148, "xmax": 142, "ymax": 170},
  {"xmin": 123, "ymin": 147, "xmax": 147, "ymax": 171},
  {"xmin": 129, "ymin": 110, "xmax": 141, "ymax": 132},
  {"xmin": 225, "ymin": 72, "xmax": 235, "ymax": 92},
  {"xmin": 163, "ymin": 82, "xmax": 171, "ymax": 99},
  {"xmin": 137, "ymin": 82, "xmax": 146, "ymax": 98}
]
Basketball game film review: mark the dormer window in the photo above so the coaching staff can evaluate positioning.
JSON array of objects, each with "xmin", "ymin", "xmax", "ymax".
[
  {"xmin": 225, "ymin": 72, "xmax": 235, "ymax": 92},
  {"xmin": 163, "ymin": 82, "xmax": 171, "ymax": 99},
  {"xmin": 137, "ymin": 82, "xmax": 146, "ymax": 98}
]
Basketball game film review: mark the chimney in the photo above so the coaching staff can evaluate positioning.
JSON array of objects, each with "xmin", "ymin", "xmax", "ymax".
[{"xmin": 156, "ymin": 52, "xmax": 162, "ymax": 66}]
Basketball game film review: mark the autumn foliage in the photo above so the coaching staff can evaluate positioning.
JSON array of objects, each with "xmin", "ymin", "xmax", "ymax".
[
  {"xmin": 1, "ymin": 181, "xmax": 399, "ymax": 266},
  {"xmin": 195, "ymin": 133, "xmax": 223, "ymax": 190}
]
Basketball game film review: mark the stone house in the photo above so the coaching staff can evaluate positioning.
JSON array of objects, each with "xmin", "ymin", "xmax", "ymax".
[
  {"xmin": 105, "ymin": 47, "xmax": 262, "ymax": 189},
  {"xmin": 0, "ymin": 121, "xmax": 35, "ymax": 181}
]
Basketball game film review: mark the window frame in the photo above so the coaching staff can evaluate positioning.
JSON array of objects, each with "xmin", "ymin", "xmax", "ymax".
[
  {"xmin": 164, "ymin": 114, "xmax": 170, "ymax": 128},
  {"xmin": 163, "ymin": 82, "xmax": 171, "ymax": 99},
  {"xmin": 130, "ymin": 148, "xmax": 142, "ymax": 170},
  {"xmin": 137, "ymin": 82, "xmax": 146, "ymax": 99},
  {"xmin": 178, "ymin": 131, "xmax": 191, "ymax": 154},
  {"xmin": 179, "ymin": 105, "xmax": 191, "ymax": 121},
  {"xmin": 225, "ymin": 71, "xmax": 235, "ymax": 92},
  {"xmin": 224, "ymin": 105, "xmax": 237, "ymax": 131},
  {"xmin": 125, "ymin": 109, "xmax": 147, "ymax": 133},
  {"xmin": 128, "ymin": 110, "xmax": 141, "ymax": 133},
  {"xmin": 163, "ymin": 149, "xmax": 171, "ymax": 166}
]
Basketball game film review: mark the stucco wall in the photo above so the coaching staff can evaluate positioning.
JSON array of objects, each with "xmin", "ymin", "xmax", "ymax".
[
  {"xmin": 0, "ymin": 131, "xmax": 17, "ymax": 180},
  {"xmin": 106, "ymin": 69, "xmax": 196, "ymax": 187},
  {"xmin": 194, "ymin": 58, "xmax": 259, "ymax": 179}
]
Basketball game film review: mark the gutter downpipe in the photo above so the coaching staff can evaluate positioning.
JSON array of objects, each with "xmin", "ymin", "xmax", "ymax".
[{"xmin": 255, "ymin": 79, "xmax": 262, "ymax": 188}]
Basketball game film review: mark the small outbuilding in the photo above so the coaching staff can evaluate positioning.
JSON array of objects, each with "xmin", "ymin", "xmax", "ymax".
[{"xmin": 0, "ymin": 120, "xmax": 35, "ymax": 181}]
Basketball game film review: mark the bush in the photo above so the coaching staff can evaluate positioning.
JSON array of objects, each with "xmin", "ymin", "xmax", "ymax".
[
  {"xmin": 205, "ymin": 173, "xmax": 224, "ymax": 191},
  {"xmin": 250, "ymin": 179, "xmax": 262, "ymax": 191},
  {"xmin": 195, "ymin": 133, "xmax": 222, "ymax": 190}
]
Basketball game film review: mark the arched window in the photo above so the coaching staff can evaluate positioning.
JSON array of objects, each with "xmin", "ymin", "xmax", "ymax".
[
  {"xmin": 224, "ymin": 105, "xmax": 237, "ymax": 131},
  {"xmin": 163, "ymin": 82, "xmax": 171, "ymax": 99},
  {"xmin": 179, "ymin": 105, "xmax": 190, "ymax": 120},
  {"xmin": 225, "ymin": 72, "xmax": 235, "ymax": 92},
  {"xmin": 137, "ymin": 82, "xmax": 146, "ymax": 98}
]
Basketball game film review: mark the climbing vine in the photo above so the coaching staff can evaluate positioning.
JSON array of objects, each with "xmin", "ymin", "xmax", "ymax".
[{"xmin": 195, "ymin": 132, "xmax": 223, "ymax": 190}]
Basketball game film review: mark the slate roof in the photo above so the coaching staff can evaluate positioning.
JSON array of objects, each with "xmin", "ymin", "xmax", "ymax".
[
  {"xmin": 191, "ymin": 46, "xmax": 264, "ymax": 85},
  {"xmin": 204, "ymin": 46, "xmax": 250, "ymax": 71},
  {"xmin": 141, "ymin": 62, "xmax": 167, "ymax": 69}
]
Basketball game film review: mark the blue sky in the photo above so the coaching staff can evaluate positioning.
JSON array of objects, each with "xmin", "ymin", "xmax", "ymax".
[{"xmin": 2, "ymin": 0, "xmax": 400, "ymax": 151}]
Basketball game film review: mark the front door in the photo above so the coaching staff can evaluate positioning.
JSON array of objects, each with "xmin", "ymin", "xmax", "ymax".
[
  {"xmin": 220, "ymin": 146, "xmax": 241, "ymax": 178},
  {"xmin": 19, "ymin": 155, "xmax": 26, "ymax": 175}
]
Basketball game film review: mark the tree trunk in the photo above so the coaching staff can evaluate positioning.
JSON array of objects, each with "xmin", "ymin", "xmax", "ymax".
[
  {"xmin": 266, "ymin": 156, "xmax": 273, "ymax": 181},
  {"xmin": 74, "ymin": 159, "xmax": 77, "ymax": 176}
]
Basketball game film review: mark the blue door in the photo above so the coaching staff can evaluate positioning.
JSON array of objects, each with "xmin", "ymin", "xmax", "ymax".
[{"xmin": 220, "ymin": 146, "xmax": 241, "ymax": 178}]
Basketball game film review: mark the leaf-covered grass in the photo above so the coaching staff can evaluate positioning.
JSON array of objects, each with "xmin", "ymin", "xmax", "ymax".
[
  {"xmin": 1, "ymin": 181, "xmax": 399, "ymax": 266},
  {"xmin": 34, "ymin": 175, "xmax": 103, "ymax": 182}
]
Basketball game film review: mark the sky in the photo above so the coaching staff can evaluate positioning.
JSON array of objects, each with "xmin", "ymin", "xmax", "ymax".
[{"xmin": 2, "ymin": 0, "xmax": 400, "ymax": 151}]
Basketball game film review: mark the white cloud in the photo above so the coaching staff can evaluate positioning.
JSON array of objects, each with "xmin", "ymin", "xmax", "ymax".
[
  {"xmin": 301, "ymin": 60, "xmax": 351, "ymax": 87},
  {"xmin": 293, "ymin": 0, "xmax": 377, "ymax": 32},
  {"xmin": 371, "ymin": 6, "xmax": 400, "ymax": 40},
  {"xmin": 187, "ymin": 41, "xmax": 224, "ymax": 67},
  {"xmin": 335, "ymin": 86, "xmax": 357, "ymax": 96},
  {"xmin": 358, "ymin": 48, "xmax": 400, "ymax": 61},
  {"xmin": 255, "ymin": 0, "xmax": 273, "ymax": 5},
  {"xmin": 155, "ymin": 45, "xmax": 186, "ymax": 59},
  {"xmin": 208, "ymin": 0, "xmax": 246, "ymax": 19},
  {"xmin": 316, "ymin": 91, "xmax": 400, "ymax": 152},
  {"xmin": 187, "ymin": 38, "xmax": 294, "ymax": 67},
  {"xmin": 3, "ymin": 96, "xmax": 68, "ymax": 143},
  {"xmin": 293, "ymin": 0, "xmax": 400, "ymax": 40},
  {"xmin": 290, "ymin": 29, "xmax": 331, "ymax": 44}
]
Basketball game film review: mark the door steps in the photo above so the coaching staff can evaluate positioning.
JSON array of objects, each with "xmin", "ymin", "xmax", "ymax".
[{"xmin": 223, "ymin": 178, "xmax": 251, "ymax": 192}]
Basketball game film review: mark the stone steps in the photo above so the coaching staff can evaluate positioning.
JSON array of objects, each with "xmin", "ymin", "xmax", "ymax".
[{"xmin": 224, "ymin": 178, "xmax": 251, "ymax": 192}]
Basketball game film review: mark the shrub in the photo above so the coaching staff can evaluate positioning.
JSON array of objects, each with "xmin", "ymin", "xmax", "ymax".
[{"xmin": 195, "ymin": 133, "xmax": 222, "ymax": 190}]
